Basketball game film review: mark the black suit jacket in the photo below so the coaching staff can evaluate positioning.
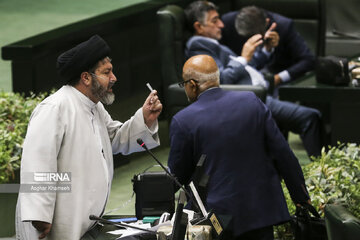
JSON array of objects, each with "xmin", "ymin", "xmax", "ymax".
[{"xmin": 221, "ymin": 10, "xmax": 315, "ymax": 80}]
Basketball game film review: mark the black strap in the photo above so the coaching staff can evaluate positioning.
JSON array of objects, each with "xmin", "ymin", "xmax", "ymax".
[{"xmin": 296, "ymin": 203, "xmax": 320, "ymax": 218}]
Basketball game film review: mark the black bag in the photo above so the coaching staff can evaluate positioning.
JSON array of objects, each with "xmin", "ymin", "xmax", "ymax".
[
  {"xmin": 316, "ymin": 56, "xmax": 350, "ymax": 86},
  {"xmin": 290, "ymin": 203, "xmax": 327, "ymax": 240},
  {"xmin": 132, "ymin": 170, "xmax": 175, "ymax": 219}
]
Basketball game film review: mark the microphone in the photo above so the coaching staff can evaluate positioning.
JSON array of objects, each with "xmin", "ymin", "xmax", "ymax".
[
  {"xmin": 332, "ymin": 29, "xmax": 360, "ymax": 40},
  {"xmin": 136, "ymin": 138, "xmax": 201, "ymax": 213},
  {"xmin": 137, "ymin": 138, "xmax": 149, "ymax": 151}
]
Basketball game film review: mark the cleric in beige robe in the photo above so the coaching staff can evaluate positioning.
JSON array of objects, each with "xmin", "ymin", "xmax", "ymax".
[{"xmin": 16, "ymin": 35, "xmax": 163, "ymax": 239}]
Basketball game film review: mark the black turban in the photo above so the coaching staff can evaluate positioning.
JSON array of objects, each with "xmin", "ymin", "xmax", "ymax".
[{"xmin": 56, "ymin": 35, "xmax": 110, "ymax": 82}]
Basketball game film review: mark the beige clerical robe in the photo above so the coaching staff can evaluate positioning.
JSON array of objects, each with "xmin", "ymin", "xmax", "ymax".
[{"xmin": 16, "ymin": 85, "xmax": 160, "ymax": 239}]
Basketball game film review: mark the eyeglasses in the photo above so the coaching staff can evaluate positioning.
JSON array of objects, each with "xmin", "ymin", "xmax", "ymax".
[{"xmin": 178, "ymin": 79, "xmax": 199, "ymax": 88}]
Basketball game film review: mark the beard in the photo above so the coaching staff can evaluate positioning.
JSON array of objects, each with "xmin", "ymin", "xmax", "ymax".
[{"xmin": 91, "ymin": 76, "xmax": 115, "ymax": 105}]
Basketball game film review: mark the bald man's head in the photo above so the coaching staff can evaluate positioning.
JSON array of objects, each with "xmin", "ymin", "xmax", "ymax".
[
  {"xmin": 182, "ymin": 55, "xmax": 220, "ymax": 85},
  {"xmin": 181, "ymin": 55, "xmax": 220, "ymax": 102}
]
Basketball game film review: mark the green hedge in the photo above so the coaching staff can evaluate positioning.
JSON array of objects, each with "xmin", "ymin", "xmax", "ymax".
[
  {"xmin": 275, "ymin": 143, "xmax": 360, "ymax": 239},
  {"xmin": 0, "ymin": 91, "xmax": 48, "ymax": 183},
  {"xmin": 305, "ymin": 143, "xmax": 360, "ymax": 217}
]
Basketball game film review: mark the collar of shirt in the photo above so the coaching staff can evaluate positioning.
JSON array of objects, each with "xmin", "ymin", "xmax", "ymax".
[
  {"xmin": 68, "ymin": 85, "xmax": 97, "ymax": 112},
  {"xmin": 261, "ymin": 46, "xmax": 274, "ymax": 57}
]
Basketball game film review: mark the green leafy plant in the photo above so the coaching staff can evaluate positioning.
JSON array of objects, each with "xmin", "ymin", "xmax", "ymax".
[
  {"xmin": 0, "ymin": 91, "xmax": 48, "ymax": 184},
  {"xmin": 305, "ymin": 143, "xmax": 360, "ymax": 217},
  {"xmin": 275, "ymin": 143, "xmax": 360, "ymax": 239}
]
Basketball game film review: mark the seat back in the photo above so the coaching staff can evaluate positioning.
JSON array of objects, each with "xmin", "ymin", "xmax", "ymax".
[
  {"xmin": 157, "ymin": 5, "xmax": 191, "ymax": 118},
  {"xmin": 157, "ymin": 5, "xmax": 190, "ymax": 94},
  {"xmin": 325, "ymin": 204, "xmax": 360, "ymax": 240},
  {"xmin": 232, "ymin": 0, "xmax": 326, "ymax": 56}
]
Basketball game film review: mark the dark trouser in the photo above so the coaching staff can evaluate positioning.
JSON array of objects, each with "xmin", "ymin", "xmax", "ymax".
[
  {"xmin": 222, "ymin": 225, "xmax": 274, "ymax": 240},
  {"xmin": 266, "ymin": 96, "xmax": 322, "ymax": 157}
]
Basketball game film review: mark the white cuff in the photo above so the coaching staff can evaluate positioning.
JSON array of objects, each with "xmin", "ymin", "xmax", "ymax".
[
  {"xmin": 137, "ymin": 108, "xmax": 159, "ymax": 135},
  {"xmin": 278, "ymin": 70, "xmax": 291, "ymax": 82},
  {"xmin": 145, "ymin": 119, "xmax": 159, "ymax": 135},
  {"xmin": 229, "ymin": 55, "xmax": 247, "ymax": 65}
]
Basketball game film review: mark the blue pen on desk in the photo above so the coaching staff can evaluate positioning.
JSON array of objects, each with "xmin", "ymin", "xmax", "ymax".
[{"xmin": 108, "ymin": 217, "xmax": 137, "ymax": 223}]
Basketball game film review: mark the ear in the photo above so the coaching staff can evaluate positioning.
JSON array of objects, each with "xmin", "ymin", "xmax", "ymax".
[
  {"xmin": 190, "ymin": 80, "xmax": 199, "ymax": 93},
  {"xmin": 80, "ymin": 72, "xmax": 92, "ymax": 87},
  {"xmin": 193, "ymin": 21, "xmax": 203, "ymax": 35}
]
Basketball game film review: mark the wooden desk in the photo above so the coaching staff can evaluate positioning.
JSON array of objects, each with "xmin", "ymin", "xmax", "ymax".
[{"xmin": 279, "ymin": 74, "xmax": 360, "ymax": 146}]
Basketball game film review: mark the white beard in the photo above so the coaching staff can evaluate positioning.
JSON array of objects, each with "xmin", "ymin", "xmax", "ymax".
[{"xmin": 91, "ymin": 77, "xmax": 115, "ymax": 105}]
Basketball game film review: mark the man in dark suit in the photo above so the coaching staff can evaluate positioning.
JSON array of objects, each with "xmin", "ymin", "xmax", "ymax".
[
  {"xmin": 221, "ymin": 6, "xmax": 315, "ymax": 88},
  {"xmin": 183, "ymin": 1, "xmax": 322, "ymax": 158},
  {"xmin": 168, "ymin": 54, "xmax": 311, "ymax": 240}
]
